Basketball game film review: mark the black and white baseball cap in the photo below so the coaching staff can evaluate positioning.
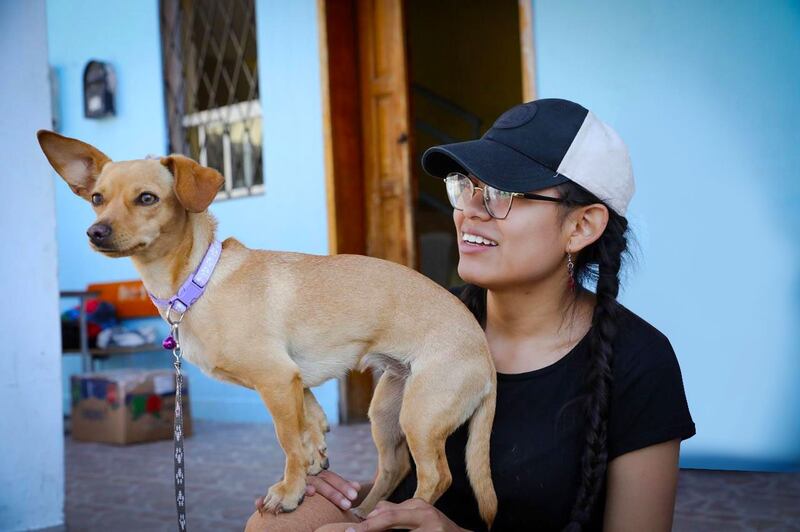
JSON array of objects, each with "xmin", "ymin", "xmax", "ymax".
[{"xmin": 421, "ymin": 98, "xmax": 635, "ymax": 216}]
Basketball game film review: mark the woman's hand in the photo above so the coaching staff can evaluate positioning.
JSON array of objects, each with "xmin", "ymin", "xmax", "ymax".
[
  {"xmin": 343, "ymin": 499, "xmax": 469, "ymax": 532},
  {"xmin": 305, "ymin": 470, "xmax": 363, "ymax": 511},
  {"xmin": 253, "ymin": 470, "xmax": 362, "ymax": 512}
]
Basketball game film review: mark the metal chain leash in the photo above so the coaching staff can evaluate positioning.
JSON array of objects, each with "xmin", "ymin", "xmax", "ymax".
[{"xmin": 164, "ymin": 303, "xmax": 187, "ymax": 532}]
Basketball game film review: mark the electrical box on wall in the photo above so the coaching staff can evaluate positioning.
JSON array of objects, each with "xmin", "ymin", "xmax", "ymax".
[{"xmin": 83, "ymin": 60, "xmax": 116, "ymax": 118}]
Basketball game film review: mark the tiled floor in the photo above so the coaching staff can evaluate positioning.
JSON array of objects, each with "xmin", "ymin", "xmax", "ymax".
[{"xmin": 65, "ymin": 421, "xmax": 800, "ymax": 531}]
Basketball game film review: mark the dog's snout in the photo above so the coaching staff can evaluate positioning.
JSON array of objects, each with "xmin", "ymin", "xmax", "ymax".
[{"xmin": 87, "ymin": 223, "xmax": 112, "ymax": 245}]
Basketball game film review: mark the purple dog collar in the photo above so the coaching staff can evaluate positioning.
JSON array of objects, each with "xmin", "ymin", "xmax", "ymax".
[{"xmin": 148, "ymin": 240, "xmax": 222, "ymax": 315}]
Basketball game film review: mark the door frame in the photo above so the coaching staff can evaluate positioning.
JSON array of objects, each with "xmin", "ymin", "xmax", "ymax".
[{"xmin": 518, "ymin": 0, "xmax": 538, "ymax": 102}]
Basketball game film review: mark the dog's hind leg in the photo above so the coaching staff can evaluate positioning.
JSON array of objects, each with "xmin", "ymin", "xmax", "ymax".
[
  {"xmin": 351, "ymin": 371, "xmax": 410, "ymax": 519},
  {"xmin": 399, "ymin": 365, "xmax": 485, "ymax": 505},
  {"xmin": 303, "ymin": 388, "xmax": 330, "ymax": 475}
]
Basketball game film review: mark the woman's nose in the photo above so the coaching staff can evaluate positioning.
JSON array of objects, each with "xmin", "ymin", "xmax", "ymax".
[{"xmin": 462, "ymin": 188, "xmax": 491, "ymax": 220}]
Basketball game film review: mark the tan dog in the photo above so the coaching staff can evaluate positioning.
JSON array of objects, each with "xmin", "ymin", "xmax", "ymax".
[{"xmin": 38, "ymin": 130, "xmax": 497, "ymax": 527}]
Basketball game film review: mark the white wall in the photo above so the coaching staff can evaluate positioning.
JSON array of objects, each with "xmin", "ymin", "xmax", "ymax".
[{"xmin": 0, "ymin": 0, "xmax": 65, "ymax": 529}]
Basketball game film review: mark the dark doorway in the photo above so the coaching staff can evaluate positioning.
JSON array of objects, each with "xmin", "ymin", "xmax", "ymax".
[{"xmin": 406, "ymin": 0, "xmax": 525, "ymax": 287}]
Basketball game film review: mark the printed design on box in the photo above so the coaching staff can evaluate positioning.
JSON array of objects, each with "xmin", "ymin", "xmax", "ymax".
[
  {"xmin": 72, "ymin": 377, "xmax": 121, "ymax": 409},
  {"xmin": 71, "ymin": 379, "xmax": 81, "ymax": 406},
  {"xmin": 123, "ymin": 385, "xmax": 187, "ymax": 420},
  {"xmin": 128, "ymin": 394, "xmax": 163, "ymax": 420},
  {"xmin": 73, "ymin": 375, "xmax": 188, "ymax": 419},
  {"xmin": 106, "ymin": 383, "xmax": 118, "ymax": 406}
]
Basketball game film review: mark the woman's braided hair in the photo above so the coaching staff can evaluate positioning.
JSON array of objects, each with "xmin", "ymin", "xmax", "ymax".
[{"xmin": 458, "ymin": 179, "xmax": 634, "ymax": 531}]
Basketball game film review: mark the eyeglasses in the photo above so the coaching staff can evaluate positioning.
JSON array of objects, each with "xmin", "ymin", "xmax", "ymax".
[{"xmin": 443, "ymin": 172, "xmax": 565, "ymax": 220}]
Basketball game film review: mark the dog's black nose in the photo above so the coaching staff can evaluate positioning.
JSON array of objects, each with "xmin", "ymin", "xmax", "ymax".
[{"xmin": 87, "ymin": 223, "xmax": 112, "ymax": 245}]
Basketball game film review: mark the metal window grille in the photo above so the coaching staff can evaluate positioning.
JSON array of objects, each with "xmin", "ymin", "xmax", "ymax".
[{"xmin": 160, "ymin": 0, "xmax": 263, "ymax": 200}]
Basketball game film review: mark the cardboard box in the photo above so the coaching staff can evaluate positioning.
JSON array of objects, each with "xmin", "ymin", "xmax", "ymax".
[{"xmin": 70, "ymin": 368, "xmax": 192, "ymax": 444}]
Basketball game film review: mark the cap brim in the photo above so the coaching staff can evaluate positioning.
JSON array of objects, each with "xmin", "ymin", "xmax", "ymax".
[{"xmin": 421, "ymin": 138, "xmax": 570, "ymax": 193}]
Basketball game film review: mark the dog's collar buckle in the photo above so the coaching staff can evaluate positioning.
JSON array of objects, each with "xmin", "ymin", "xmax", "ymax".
[{"xmin": 149, "ymin": 240, "xmax": 223, "ymax": 315}]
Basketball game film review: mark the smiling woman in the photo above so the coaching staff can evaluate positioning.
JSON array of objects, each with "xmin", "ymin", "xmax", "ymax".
[
  {"xmin": 385, "ymin": 100, "xmax": 694, "ymax": 532},
  {"xmin": 385, "ymin": 100, "xmax": 692, "ymax": 532}
]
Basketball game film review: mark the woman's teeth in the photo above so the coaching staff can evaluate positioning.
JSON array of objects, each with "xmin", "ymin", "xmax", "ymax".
[{"xmin": 462, "ymin": 233, "xmax": 498, "ymax": 246}]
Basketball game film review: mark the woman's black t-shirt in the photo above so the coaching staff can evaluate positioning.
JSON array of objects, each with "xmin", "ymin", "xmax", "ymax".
[{"xmin": 387, "ymin": 286, "xmax": 696, "ymax": 531}]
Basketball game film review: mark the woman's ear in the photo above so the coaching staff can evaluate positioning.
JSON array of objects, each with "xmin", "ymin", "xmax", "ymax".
[
  {"xmin": 160, "ymin": 155, "xmax": 224, "ymax": 212},
  {"xmin": 36, "ymin": 130, "xmax": 111, "ymax": 201},
  {"xmin": 567, "ymin": 203, "xmax": 609, "ymax": 252}
]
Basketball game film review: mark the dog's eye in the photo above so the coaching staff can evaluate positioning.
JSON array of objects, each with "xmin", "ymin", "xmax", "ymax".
[
  {"xmin": 137, "ymin": 192, "xmax": 159, "ymax": 206},
  {"xmin": 91, "ymin": 193, "xmax": 103, "ymax": 206}
]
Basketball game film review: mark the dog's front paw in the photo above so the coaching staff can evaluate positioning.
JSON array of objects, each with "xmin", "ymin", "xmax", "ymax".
[
  {"xmin": 306, "ymin": 456, "xmax": 326, "ymax": 476},
  {"xmin": 259, "ymin": 479, "xmax": 306, "ymax": 514},
  {"xmin": 306, "ymin": 442, "xmax": 330, "ymax": 475}
]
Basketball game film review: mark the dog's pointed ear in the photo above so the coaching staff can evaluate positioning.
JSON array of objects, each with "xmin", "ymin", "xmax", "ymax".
[
  {"xmin": 36, "ymin": 130, "xmax": 111, "ymax": 201},
  {"xmin": 160, "ymin": 155, "xmax": 224, "ymax": 213}
]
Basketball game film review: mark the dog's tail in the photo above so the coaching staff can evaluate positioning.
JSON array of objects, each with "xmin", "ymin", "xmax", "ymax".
[{"xmin": 465, "ymin": 376, "xmax": 498, "ymax": 530}]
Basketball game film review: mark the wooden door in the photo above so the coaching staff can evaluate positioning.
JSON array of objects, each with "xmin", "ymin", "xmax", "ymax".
[
  {"xmin": 357, "ymin": 0, "xmax": 415, "ymax": 267},
  {"xmin": 321, "ymin": 0, "xmax": 414, "ymax": 423}
]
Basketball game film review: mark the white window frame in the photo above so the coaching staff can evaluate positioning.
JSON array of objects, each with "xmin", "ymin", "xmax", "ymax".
[{"xmin": 181, "ymin": 99, "xmax": 264, "ymax": 200}]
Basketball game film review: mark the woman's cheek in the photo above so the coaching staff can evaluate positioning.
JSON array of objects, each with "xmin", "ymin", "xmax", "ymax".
[{"xmin": 498, "ymin": 226, "xmax": 557, "ymax": 282}]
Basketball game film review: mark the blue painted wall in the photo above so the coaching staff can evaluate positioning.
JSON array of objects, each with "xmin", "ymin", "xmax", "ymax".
[
  {"xmin": 44, "ymin": 0, "xmax": 799, "ymax": 470},
  {"xmin": 532, "ymin": 0, "xmax": 800, "ymax": 471},
  {"xmin": 46, "ymin": 0, "xmax": 338, "ymax": 424}
]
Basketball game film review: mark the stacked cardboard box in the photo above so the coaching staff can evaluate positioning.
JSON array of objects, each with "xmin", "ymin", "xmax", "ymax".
[{"xmin": 70, "ymin": 368, "xmax": 192, "ymax": 444}]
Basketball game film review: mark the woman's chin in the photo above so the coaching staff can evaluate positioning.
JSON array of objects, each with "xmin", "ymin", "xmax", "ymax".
[{"xmin": 457, "ymin": 263, "xmax": 496, "ymax": 288}]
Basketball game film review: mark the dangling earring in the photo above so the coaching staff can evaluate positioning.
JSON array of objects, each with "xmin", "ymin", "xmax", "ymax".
[{"xmin": 567, "ymin": 252, "xmax": 576, "ymax": 291}]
